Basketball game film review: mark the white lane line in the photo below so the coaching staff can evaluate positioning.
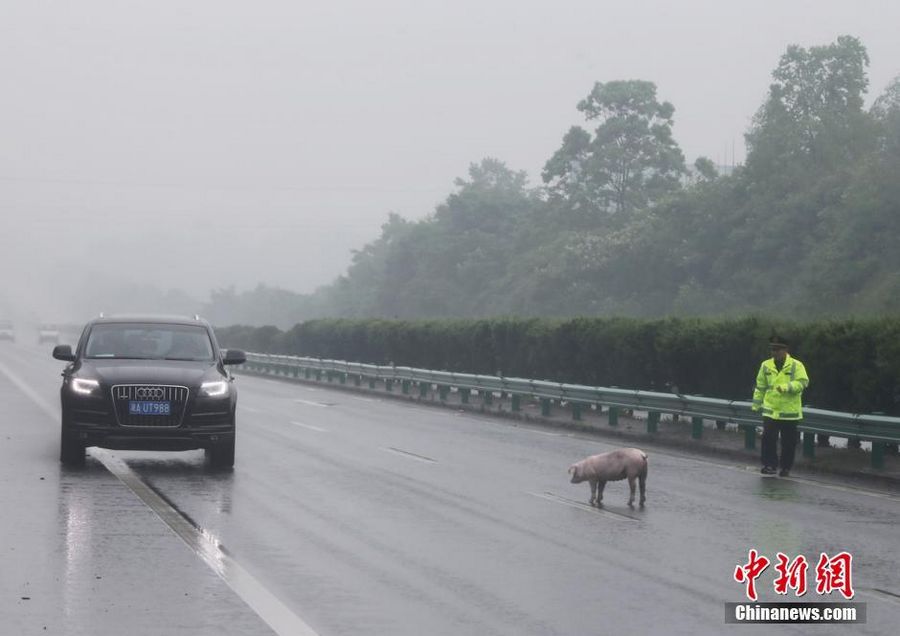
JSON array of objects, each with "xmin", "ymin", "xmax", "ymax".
[
  {"xmin": 857, "ymin": 587, "xmax": 900, "ymax": 608},
  {"xmin": 346, "ymin": 395, "xmax": 380, "ymax": 403},
  {"xmin": 519, "ymin": 427, "xmax": 565, "ymax": 437},
  {"xmin": 0, "ymin": 360, "xmax": 320, "ymax": 636},
  {"xmin": 527, "ymin": 491, "xmax": 641, "ymax": 522},
  {"xmin": 0, "ymin": 359, "xmax": 59, "ymax": 419},
  {"xmin": 294, "ymin": 399, "xmax": 331, "ymax": 408},
  {"xmin": 290, "ymin": 421, "xmax": 327, "ymax": 433},
  {"xmin": 382, "ymin": 447, "xmax": 437, "ymax": 464},
  {"xmin": 95, "ymin": 450, "xmax": 319, "ymax": 636}
]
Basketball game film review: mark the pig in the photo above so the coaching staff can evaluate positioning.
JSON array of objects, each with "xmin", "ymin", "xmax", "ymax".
[{"xmin": 568, "ymin": 448, "xmax": 648, "ymax": 507}]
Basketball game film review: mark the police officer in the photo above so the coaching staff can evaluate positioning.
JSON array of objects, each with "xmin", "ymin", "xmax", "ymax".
[{"xmin": 752, "ymin": 335, "xmax": 809, "ymax": 476}]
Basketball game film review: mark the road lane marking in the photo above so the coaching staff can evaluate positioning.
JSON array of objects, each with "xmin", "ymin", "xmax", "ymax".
[
  {"xmin": 96, "ymin": 451, "xmax": 319, "ymax": 636},
  {"xmin": 294, "ymin": 399, "xmax": 332, "ymax": 407},
  {"xmin": 528, "ymin": 491, "xmax": 641, "ymax": 522},
  {"xmin": 0, "ymin": 360, "xmax": 320, "ymax": 636},
  {"xmin": 730, "ymin": 463, "xmax": 900, "ymax": 502},
  {"xmin": 290, "ymin": 421, "xmax": 327, "ymax": 433},
  {"xmin": 519, "ymin": 427, "xmax": 565, "ymax": 437},
  {"xmin": 858, "ymin": 587, "xmax": 900, "ymax": 608},
  {"xmin": 382, "ymin": 447, "xmax": 437, "ymax": 464}
]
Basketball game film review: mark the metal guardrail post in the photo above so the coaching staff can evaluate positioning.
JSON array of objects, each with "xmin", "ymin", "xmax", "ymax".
[
  {"xmin": 368, "ymin": 376, "xmax": 376, "ymax": 389},
  {"xmin": 716, "ymin": 420, "xmax": 726, "ymax": 431},
  {"xmin": 741, "ymin": 424, "xmax": 756, "ymax": 450},
  {"xmin": 401, "ymin": 379, "xmax": 410, "ymax": 395},
  {"xmin": 340, "ymin": 373, "xmax": 347, "ymax": 385},
  {"xmin": 541, "ymin": 398, "xmax": 551, "ymax": 417},
  {"xmin": 572, "ymin": 402, "xmax": 581, "ymax": 421},
  {"xmin": 461, "ymin": 388, "xmax": 470, "ymax": 404},
  {"xmin": 439, "ymin": 385, "xmax": 449, "ymax": 401},
  {"xmin": 315, "ymin": 369, "xmax": 322, "ymax": 381},
  {"xmin": 511, "ymin": 394, "xmax": 521, "ymax": 412},
  {"xmin": 647, "ymin": 411, "xmax": 660, "ymax": 433},
  {"xmin": 692, "ymin": 416, "xmax": 703, "ymax": 439},
  {"xmin": 608, "ymin": 406, "xmax": 618, "ymax": 427},
  {"xmin": 483, "ymin": 390, "xmax": 493, "ymax": 406},
  {"xmin": 803, "ymin": 431, "xmax": 815, "ymax": 459},
  {"xmin": 385, "ymin": 379, "xmax": 394, "ymax": 392},
  {"xmin": 871, "ymin": 442, "xmax": 885, "ymax": 470},
  {"xmin": 354, "ymin": 375, "xmax": 361, "ymax": 387},
  {"xmin": 418, "ymin": 382, "xmax": 428, "ymax": 398}
]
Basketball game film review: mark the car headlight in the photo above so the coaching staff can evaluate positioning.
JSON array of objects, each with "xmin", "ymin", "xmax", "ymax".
[
  {"xmin": 71, "ymin": 378, "xmax": 100, "ymax": 395},
  {"xmin": 200, "ymin": 380, "xmax": 229, "ymax": 397}
]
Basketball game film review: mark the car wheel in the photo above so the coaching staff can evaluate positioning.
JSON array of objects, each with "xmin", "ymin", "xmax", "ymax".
[
  {"xmin": 207, "ymin": 435, "xmax": 235, "ymax": 469},
  {"xmin": 60, "ymin": 427, "xmax": 85, "ymax": 466}
]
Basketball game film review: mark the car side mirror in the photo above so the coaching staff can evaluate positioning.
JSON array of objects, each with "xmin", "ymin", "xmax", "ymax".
[
  {"xmin": 53, "ymin": 345, "xmax": 76, "ymax": 361},
  {"xmin": 223, "ymin": 349, "xmax": 246, "ymax": 365}
]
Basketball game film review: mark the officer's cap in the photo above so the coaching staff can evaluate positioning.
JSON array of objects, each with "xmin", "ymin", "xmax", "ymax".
[{"xmin": 768, "ymin": 334, "xmax": 790, "ymax": 349}]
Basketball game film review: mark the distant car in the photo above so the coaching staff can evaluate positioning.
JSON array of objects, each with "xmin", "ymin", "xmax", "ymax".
[
  {"xmin": 38, "ymin": 323, "xmax": 60, "ymax": 345},
  {"xmin": 0, "ymin": 320, "xmax": 14, "ymax": 342},
  {"xmin": 53, "ymin": 314, "xmax": 246, "ymax": 468}
]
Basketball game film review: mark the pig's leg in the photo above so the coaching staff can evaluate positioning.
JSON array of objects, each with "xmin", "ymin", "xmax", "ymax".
[
  {"xmin": 638, "ymin": 473, "xmax": 647, "ymax": 507},
  {"xmin": 627, "ymin": 475, "xmax": 636, "ymax": 507},
  {"xmin": 596, "ymin": 480, "xmax": 606, "ymax": 507},
  {"xmin": 588, "ymin": 479, "xmax": 598, "ymax": 505}
]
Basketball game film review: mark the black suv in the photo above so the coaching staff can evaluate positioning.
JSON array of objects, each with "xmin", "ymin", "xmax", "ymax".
[{"xmin": 53, "ymin": 315, "xmax": 246, "ymax": 468}]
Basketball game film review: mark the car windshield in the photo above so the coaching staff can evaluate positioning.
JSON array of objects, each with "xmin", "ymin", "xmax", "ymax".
[{"xmin": 85, "ymin": 323, "xmax": 214, "ymax": 361}]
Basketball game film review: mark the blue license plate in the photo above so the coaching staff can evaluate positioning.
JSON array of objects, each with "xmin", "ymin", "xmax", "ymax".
[{"xmin": 129, "ymin": 401, "xmax": 171, "ymax": 416}]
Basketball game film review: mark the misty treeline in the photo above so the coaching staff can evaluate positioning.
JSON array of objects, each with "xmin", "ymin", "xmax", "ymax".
[{"xmin": 208, "ymin": 35, "xmax": 899, "ymax": 326}]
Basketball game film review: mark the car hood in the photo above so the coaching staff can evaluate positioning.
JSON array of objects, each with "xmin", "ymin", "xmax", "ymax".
[{"xmin": 79, "ymin": 359, "xmax": 221, "ymax": 387}]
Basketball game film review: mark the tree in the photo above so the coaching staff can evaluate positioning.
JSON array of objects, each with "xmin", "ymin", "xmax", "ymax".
[
  {"xmin": 542, "ymin": 80, "xmax": 686, "ymax": 220},
  {"xmin": 745, "ymin": 35, "xmax": 870, "ymax": 174},
  {"xmin": 692, "ymin": 157, "xmax": 718, "ymax": 182}
]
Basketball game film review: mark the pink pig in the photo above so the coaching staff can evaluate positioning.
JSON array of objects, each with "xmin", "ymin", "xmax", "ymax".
[{"xmin": 569, "ymin": 448, "xmax": 648, "ymax": 507}]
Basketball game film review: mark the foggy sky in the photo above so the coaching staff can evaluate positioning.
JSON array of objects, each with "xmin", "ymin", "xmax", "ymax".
[{"xmin": 2, "ymin": 0, "xmax": 899, "ymax": 320}]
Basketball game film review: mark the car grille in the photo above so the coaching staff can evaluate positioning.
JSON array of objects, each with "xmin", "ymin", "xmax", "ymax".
[{"xmin": 111, "ymin": 384, "xmax": 189, "ymax": 428}]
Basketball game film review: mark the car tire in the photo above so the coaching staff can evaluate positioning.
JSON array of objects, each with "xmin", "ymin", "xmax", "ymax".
[
  {"xmin": 60, "ymin": 428, "xmax": 85, "ymax": 466},
  {"xmin": 207, "ymin": 435, "xmax": 235, "ymax": 469}
]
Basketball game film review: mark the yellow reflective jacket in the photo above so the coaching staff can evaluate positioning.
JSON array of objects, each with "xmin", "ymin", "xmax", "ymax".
[{"xmin": 751, "ymin": 354, "xmax": 809, "ymax": 420}]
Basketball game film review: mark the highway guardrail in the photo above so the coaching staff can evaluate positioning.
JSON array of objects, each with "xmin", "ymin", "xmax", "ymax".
[{"xmin": 237, "ymin": 353, "xmax": 899, "ymax": 470}]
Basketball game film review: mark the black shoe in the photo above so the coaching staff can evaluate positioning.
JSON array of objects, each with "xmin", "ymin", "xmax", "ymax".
[
  {"xmin": 761, "ymin": 466, "xmax": 777, "ymax": 475},
  {"xmin": 779, "ymin": 469, "xmax": 790, "ymax": 477}
]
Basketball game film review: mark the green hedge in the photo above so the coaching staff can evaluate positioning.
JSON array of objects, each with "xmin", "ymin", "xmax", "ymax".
[{"xmin": 215, "ymin": 317, "xmax": 900, "ymax": 415}]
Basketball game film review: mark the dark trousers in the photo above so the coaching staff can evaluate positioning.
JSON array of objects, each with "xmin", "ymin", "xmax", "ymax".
[{"xmin": 761, "ymin": 418, "xmax": 799, "ymax": 470}]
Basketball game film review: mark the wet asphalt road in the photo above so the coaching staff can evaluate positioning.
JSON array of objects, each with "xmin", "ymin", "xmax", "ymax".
[{"xmin": 1, "ymin": 342, "xmax": 899, "ymax": 635}]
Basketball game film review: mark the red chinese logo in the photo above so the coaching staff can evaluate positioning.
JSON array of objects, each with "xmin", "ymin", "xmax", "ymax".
[
  {"xmin": 734, "ymin": 549, "xmax": 770, "ymax": 601},
  {"xmin": 733, "ymin": 550, "xmax": 854, "ymax": 600},
  {"xmin": 815, "ymin": 552, "xmax": 854, "ymax": 600},
  {"xmin": 774, "ymin": 553, "xmax": 808, "ymax": 596}
]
